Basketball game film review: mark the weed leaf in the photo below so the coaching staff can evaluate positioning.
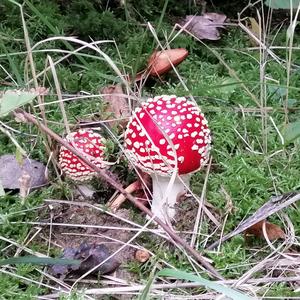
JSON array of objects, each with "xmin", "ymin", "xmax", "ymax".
[
  {"xmin": 0, "ymin": 90, "xmax": 37, "ymax": 117},
  {"xmin": 139, "ymin": 267, "xmax": 157, "ymax": 300},
  {"xmin": 265, "ymin": 0, "xmax": 300, "ymax": 9},
  {"xmin": 158, "ymin": 269, "xmax": 254, "ymax": 300},
  {"xmin": 282, "ymin": 121, "xmax": 300, "ymax": 144}
]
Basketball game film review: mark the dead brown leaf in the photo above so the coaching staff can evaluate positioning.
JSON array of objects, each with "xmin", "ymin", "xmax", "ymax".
[
  {"xmin": 0, "ymin": 154, "xmax": 48, "ymax": 190},
  {"xmin": 50, "ymin": 242, "xmax": 120, "ymax": 278},
  {"xmin": 244, "ymin": 220, "xmax": 285, "ymax": 241},
  {"xmin": 207, "ymin": 192, "xmax": 298, "ymax": 250},
  {"xmin": 180, "ymin": 13, "xmax": 227, "ymax": 40},
  {"xmin": 101, "ymin": 84, "xmax": 130, "ymax": 128}
]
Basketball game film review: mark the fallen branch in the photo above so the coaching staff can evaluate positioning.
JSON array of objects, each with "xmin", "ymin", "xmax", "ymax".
[
  {"xmin": 207, "ymin": 191, "xmax": 300, "ymax": 250},
  {"xmin": 15, "ymin": 108, "xmax": 223, "ymax": 280}
]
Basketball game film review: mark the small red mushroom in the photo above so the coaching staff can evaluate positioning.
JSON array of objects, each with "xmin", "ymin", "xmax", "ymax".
[
  {"xmin": 59, "ymin": 129, "xmax": 107, "ymax": 181},
  {"xmin": 124, "ymin": 95, "xmax": 211, "ymax": 222}
]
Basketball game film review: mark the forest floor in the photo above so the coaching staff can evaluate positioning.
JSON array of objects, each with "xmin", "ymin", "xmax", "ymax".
[{"xmin": 0, "ymin": 0, "xmax": 300, "ymax": 299}]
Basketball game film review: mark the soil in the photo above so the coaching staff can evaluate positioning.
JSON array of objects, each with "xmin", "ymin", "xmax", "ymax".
[
  {"xmin": 174, "ymin": 194, "xmax": 221, "ymax": 241},
  {"xmin": 38, "ymin": 186, "xmax": 220, "ymax": 299},
  {"xmin": 38, "ymin": 192, "xmax": 139, "ymax": 294}
]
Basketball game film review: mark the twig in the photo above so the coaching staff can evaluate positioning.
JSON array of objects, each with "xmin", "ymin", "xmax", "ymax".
[
  {"xmin": 37, "ymin": 275, "xmax": 300, "ymax": 297},
  {"xmin": 207, "ymin": 191, "xmax": 300, "ymax": 250},
  {"xmin": 14, "ymin": 108, "xmax": 223, "ymax": 280},
  {"xmin": 108, "ymin": 180, "xmax": 141, "ymax": 211},
  {"xmin": 190, "ymin": 157, "xmax": 211, "ymax": 248}
]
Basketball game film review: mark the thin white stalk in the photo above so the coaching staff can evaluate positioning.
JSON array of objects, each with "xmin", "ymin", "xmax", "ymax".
[{"xmin": 151, "ymin": 173, "xmax": 190, "ymax": 222}]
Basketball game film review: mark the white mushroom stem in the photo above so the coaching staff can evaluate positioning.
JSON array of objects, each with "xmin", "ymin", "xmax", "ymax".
[{"xmin": 150, "ymin": 173, "xmax": 191, "ymax": 222}]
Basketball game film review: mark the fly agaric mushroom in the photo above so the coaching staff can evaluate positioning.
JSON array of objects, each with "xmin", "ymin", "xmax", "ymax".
[
  {"xmin": 124, "ymin": 95, "xmax": 211, "ymax": 222},
  {"xmin": 59, "ymin": 129, "xmax": 107, "ymax": 181}
]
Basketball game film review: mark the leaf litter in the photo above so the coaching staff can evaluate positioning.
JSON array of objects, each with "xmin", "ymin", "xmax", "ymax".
[
  {"xmin": 101, "ymin": 84, "xmax": 131, "ymax": 129},
  {"xmin": 51, "ymin": 242, "xmax": 120, "ymax": 279},
  {"xmin": 208, "ymin": 191, "xmax": 300, "ymax": 249},
  {"xmin": 180, "ymin": 13, "xmax": 227, "ymax": 40},
  {"xmin": 244, "ymin": 220, "xmax": 285, "ymax": 241},
  {"xmin": 0, "ymin": 154, "xmax": 48, "ymax": 190}
]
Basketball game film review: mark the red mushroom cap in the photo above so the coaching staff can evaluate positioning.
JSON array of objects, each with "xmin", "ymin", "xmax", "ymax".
[
  {"xmin": 59, "ymin": 129, "xmax": 106, "ymax": 181},
  {"xmin": 124, "ymin": 95, "xmax": 211, "ymax": 176}
]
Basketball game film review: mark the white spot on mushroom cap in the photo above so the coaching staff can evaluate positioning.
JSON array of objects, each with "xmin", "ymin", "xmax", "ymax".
[
  {"xmin": 191, "ymin": 131, "xmax": 198, "ymax": 138},
  {"xmin": 167, "ymin": 150, "xmax": 175, "ymax": 156},
  {"xmin": 178, "ymin": 156, "xmax": 184, "ymax": 163},
  {"xmin": 133, "ymin": 141, "xmax": 140, "ymax": 148},
  {"xmin": 162, "ymin": 95, "xmax": 172, "ymax": 101}
]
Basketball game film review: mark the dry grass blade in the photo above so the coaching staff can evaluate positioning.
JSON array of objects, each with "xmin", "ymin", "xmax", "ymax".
[
  {"xmin": 190, "ymin": 157, "xmax": 212, "ymax": 248},
  {"xmin": 208, "ymin": 192, "xmax": 300, "ymax": 250},
  {"xmin": 36, "ymin": 275, "xmax": 300, "ymax": 298},
  {"xmin": 47, "ymin": 55, "xmax": 70, "ymax": 134}
]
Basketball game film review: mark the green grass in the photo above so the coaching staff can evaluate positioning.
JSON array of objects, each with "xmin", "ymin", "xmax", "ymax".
[{"xmin": 1, "ymin": 0, "xmax": 300, "ymax": 299}]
